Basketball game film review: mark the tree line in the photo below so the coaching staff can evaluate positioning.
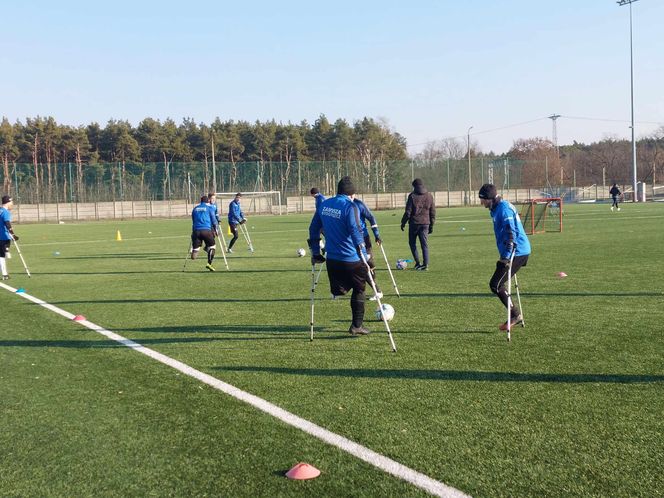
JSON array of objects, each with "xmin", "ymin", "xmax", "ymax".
[
  {"xmin": 0, "ymin": 115, "xmax": 407, "ymax": 202},
  {"xmin": 415, "ymin": 129, "xmax": 664, "ymax": 190}
]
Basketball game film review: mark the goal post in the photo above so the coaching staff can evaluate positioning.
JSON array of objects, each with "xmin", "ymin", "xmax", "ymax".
[
  {"xmin": 214, "ymin": 191, "xmax": 283, "ymax": 216},
  {"xmin": 519, "ymin": 197, "xmax": 563, "ymax": 234}
]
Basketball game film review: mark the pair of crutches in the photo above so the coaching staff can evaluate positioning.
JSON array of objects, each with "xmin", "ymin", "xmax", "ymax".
[
  {"xmin": 7, "ymin": 233, "xmax": 31, "ymax": 278},
  {"xmin": 238, "ymin": 223, "xmax": 254, "ymax": 253},
  {"xmin": 506, "ymin": 251, "xmax": 525, "ymax": 342},
  {"xmin": 309, "ymin": 249, "xmax": 397, "ymax": 353}
]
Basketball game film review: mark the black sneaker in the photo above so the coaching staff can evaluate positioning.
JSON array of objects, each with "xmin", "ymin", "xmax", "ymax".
[
  {"xmin": 348, "ymin": 325, "xmax": 371, "ymax": 336},
  {"xmin": 415, "ymin": 265, "xmax": 428, "ymax": 271},
  {"xmin": 414, "ymin": 263, "xmax": 422, "ymax": 270},
  {"xmin": 1, "ymin": 275, "xmax": 9, "ymax": 280}
]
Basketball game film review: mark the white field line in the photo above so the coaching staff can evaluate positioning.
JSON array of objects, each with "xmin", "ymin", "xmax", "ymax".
[{"xmin": 1, "ymin": 282, "xmax": 469, "ymax": 498}]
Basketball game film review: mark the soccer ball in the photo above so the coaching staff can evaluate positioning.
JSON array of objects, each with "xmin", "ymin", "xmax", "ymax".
[
  {"xmin": 396, "ymin": 259, "xmax": 408, "ymax": 270},
  {"xmin": 375, "ymin": 303, "xmax": 395, "ymax": 321},
  {"xmin": 297, "ymin": 248, "xmax": 306, "ymax": 257}
]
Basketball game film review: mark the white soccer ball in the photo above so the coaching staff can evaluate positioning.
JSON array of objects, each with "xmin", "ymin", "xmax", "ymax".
[
  {"xmin": 375, "ymin": 303, "xmax": 395, "ymax": 321},
  {"xmin": 297, "ymin": 248, "xmax": 306, "ymax": 257},
  {"xmin": 396, "ymin": 259, "xmax": 408, "ymax": 270}
]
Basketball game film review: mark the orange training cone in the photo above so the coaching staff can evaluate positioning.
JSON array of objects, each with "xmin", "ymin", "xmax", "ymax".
[
  {"xmin": 116, "ymin": 230, "xmax": 122, "ymax": 241},
  {"xmin": 285, "ymin": 463, "xmax": 321, "ymax": 480}
]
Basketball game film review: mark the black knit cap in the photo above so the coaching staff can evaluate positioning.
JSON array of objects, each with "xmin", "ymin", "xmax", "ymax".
[
  {"xmin": 412, "ymin": 178, "xmax": 423, "ymax": 187},
  {"xmin": 337, "ymin": 176, "xmax": 356, "ymax": 196},
  {"xmin": 2, "ymin": 195, "xmax": 12, "ymax": 204},
  {"xmin": 200, "ymin": 195, "xmax": 209, "ymax": 203},
  {"xmin": 310, "ymin": 187, "xmax": 320, "ymax": 195},
  {"xmin": 478, "ymin": 184, "xmax": 497, "ymax": 200}
]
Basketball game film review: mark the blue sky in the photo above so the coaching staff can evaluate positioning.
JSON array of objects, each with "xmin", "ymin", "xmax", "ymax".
[{"xmin": 2, "ymin": 0, "xmax": 663, "ymax": 154}]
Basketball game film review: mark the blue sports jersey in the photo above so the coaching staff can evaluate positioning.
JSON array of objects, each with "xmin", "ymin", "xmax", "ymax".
[
  {"xmin": 314, "ymin": 193, "xmax": 326, "ymax": 211},
  {"xmin": 490, "ymin": 199, "xmax": 531, "ymax": 259},
  {"xmin": 192, "ymin": 202, "xmax": 214, "ymax": 230},
  {"xmin": 208, "ymin": 202, "xmax": 220, "ymax": 228},
  {"xmin": 228, "ymin": 199, "xmax": 244, "ymax": 224},
  {"xmin": 309, "ymin": 194, "xmax": 365, "ymax": 262},
  {"xmin": 0, "ymin": 207, "xmax": 11, "ymax": 241},
  {"xmin": 353, "ymin": 199, "xmax": 380, "ymax": 240}
]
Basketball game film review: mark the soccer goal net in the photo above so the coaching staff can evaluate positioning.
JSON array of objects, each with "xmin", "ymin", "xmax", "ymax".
[
  {"xmin": 519, "ymin": 198, "xmax": 563, "ymax": 234},
  {"xmin": 215, "ymin": 191, "xmax": 283, "ymax": 216}
]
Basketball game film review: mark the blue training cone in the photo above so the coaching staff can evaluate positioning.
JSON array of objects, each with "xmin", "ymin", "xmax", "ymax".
[{"xmin": 16, "ymin": 288, "xmax": 26, "ymax": 293}]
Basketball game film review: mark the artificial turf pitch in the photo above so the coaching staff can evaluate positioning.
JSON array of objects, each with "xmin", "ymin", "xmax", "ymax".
[{"xmin": 1, "ymin": 203, "xmax": 663, "ymax": 497}]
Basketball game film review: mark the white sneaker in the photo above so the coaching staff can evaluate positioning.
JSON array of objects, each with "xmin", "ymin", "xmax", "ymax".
[
  {"xmin": 617, "ymin": 208, "xmax": 621, "ymax": 211},
  {"xmin": 5, "ymin": 252, "xmax": 10, "ymax": 259},
  {"xmin": 369, "ymin": 291, "xmax": 383, "ymax": 301},
  {"xmin": 610, "ymin": 206, "xmax": 614, "ymax": 211},
  {"xmin": 227, "ymin": 248, "xmax": 233, "ymax": 253}
]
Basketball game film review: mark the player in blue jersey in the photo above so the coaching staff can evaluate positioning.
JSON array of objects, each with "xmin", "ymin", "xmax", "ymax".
[
  {"xmin": 309, "ymin": 177, "xmax": 371, "ymax": 336},
  {"xmin": 227, "ymin": 193, "xmax": 246, "ymax": 253},
  {"xmin": 207, "ymin": 193, "xmax": 221, "ymax": 234},
  {"xmin": 310, "ymin": 187, "xmax": 326, "ymax": 210},
  {"xmin": 478, "ymin": 184, "xmax": 531, "ymax": 330},
  {"xmin": 191, "ymin": 195, "xmax": 217, "ymax": 271},
  {"xmin": 0, "ymin": 195, "xmax": 17, "ymax": 280},
  {"xmin": 352, "ymin": 196, "xmax": 383, "ymax": 301}
]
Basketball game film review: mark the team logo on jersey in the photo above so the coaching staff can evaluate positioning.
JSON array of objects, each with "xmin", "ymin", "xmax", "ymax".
[{"xmin": 322, "ymin": 207, "xmax": 342, "ymax": 219}]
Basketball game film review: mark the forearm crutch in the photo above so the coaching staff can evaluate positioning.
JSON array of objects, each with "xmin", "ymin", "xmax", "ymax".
[
  {"xmin": 514, "ymin": 274, "xmax": 524, "ymax": 327},
  {"xmin": 379, "ymin": 243, "xmax": 400, "ymax": 297},
  {"xmin": 10, "ymin": 234, "xmax": 31, "ymax": 278},
  {"xmin": 239, "ymin": 223, "xmax": 254, "ymax": 252},
  {"xmin": 310, "ymin": 264, "xmax": 317, "ymax": 341},
  {"xmin": 360, "ymin": 251, "xmax": 397, "ymax": 352},
  {"xmin": 506, "ymin": 251, "xmax": 515, "ymax": 341}
]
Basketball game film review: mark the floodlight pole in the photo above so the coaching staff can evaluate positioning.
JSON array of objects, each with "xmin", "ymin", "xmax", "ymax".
[
  {"xmin": 618, "ymin": 0, "xmax": 639, "ymax": 202},
  {"xmin": 467, "ymin": 126, "xmax": 473, "ymax": 204}
]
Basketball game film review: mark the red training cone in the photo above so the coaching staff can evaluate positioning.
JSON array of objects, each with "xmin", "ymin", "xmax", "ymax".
[
  {"xmin": 285, "ymin": 462, "xmax": 321, "ymax": 480},
  {"xmin": 557, "ymin": 272, "xmax": 567, "ymax": 278},
  {"xmin": 73, "ymin": 315, "xmax": 86, "ymax": 321}
]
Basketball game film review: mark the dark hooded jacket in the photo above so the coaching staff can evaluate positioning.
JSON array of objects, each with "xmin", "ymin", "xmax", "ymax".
[{"xmin": 401, "ymin": 181, "xmax": 436, "ymax": 226}]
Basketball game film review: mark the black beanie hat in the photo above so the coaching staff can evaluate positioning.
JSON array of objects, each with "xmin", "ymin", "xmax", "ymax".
[
  {"xmin": 478, "ymin": 184, "xmax": 497, "ymax": 200},
  {"xmin": 412, "ymin": 178, "xmax": 423, "ymax": 188},
  {"xmin": 2, "ymin": 195, "xmax": 12, "ymax": 204},
  {"xmin": 310, "ymin": 187, "xmax": 320, "ymax": 195},
  {"xmin": 337, "ymin": 176, "xmax": 356, "ymax": 196}
]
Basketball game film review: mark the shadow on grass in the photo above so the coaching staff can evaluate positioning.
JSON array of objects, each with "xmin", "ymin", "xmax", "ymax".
[
  {"xmin": 407, "ymin": 291, "xmax": 664, "ymax": 298},
  {"xmin": 213, "ymin": 365, "xmax": 664, "ymax": 384},
  {"xmin": 46, "ymin": 297, "xmax": 310, "ymax": 304},
  {"xmin": 36, "ymin": 268, "xmax": 308, "ymax": 275}
]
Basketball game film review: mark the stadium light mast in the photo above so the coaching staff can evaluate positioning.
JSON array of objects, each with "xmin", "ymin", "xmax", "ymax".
[
  {"xmin": 617, "ymin": 0, "xmax": 639, "ymax": 202},
  {"xmin": 467, "ymin": 125, "xmax": 474, "ymax": 202}
]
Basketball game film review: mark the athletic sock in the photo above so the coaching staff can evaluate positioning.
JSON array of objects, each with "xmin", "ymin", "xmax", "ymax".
[
  {"xmin": 0, "ymin": 257, "xmax": 6, "ymax": 276},
  {"xmin": 207, "ymin": 248, "xmax": 215, "ymax": 265},
  {"xmin": 350, "ymin": 290, "xmax": 365, "ymax": 328}
]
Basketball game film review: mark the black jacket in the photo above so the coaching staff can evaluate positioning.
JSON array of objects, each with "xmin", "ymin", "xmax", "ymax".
[
  {"xmin": 609, "ymin": 185, "xmax": 621, "ymax": 196},
  {"xmin": 401, "ymin": 184, "xmax": 435, "ymax": 226}
]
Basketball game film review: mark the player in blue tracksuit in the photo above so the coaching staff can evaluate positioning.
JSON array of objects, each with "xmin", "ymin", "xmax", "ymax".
[
  {"xmin": 207, "ymin": 193, "xmax": 221, "ymax": 233},
  {"xmin": 309, "ymin": 177, "xmax": 371, "ymax": 336},
  {"xmin": 0, "ymin": 195, "xmax": 17, "ymax": 280},
  {"xmin": 227, "ymin": 193, "xmax": 245, "ymax": 252},
  {"xmin": 353, "ymin": 197, "xmax": 383, "ymax": 299},
  {"xmin": 191, "ymin": 195, "xmax": 217, "ymax": 271},
  {"xmin": 479, "ymin": 184, "xmax": 531, "ymax": 330},
  {"xmin": 310, "ymin": 187, "xmax": 326, "ymax": 210}
]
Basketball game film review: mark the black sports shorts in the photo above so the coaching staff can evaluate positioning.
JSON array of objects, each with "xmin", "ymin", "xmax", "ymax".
[
  {"xmin": 191, "ymin": 229, "xmax": 215, "ymax": 250},
  {"xmin": 0, "ymin": 240, "xmax": 10, "ymax": 257},
  {"xmin": 326, "ymin": 258, "xmax": 367, "ymax": 296}
]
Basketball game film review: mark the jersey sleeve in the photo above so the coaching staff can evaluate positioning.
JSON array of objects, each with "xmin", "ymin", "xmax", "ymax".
[
  {"xmin": 348, "ymin": 204, "xmax": 366, "ymax": 251},
  {"xmin": 308, "ymin": 211, "xmax": 323, "ymax": 254}
]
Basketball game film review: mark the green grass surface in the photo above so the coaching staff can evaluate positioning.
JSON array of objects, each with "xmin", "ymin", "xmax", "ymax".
[{"xmin": 1, "ymin": 203, "xmax": 663, "ymax": 497}]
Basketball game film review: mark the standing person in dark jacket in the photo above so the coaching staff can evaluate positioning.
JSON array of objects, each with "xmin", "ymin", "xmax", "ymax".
[
  {"xmin": 400, "ymin": 178, "xmax": 435, "ymax": 271},
  {"xmin": 478, "ymin": 184, "xmax": 531, "ymax": 330},
  {"xmin": 609, "ymin": 183, "xmax": 621, "ymax": 211},
  {"xmin": 309, "ymin": 177, "xmax": 371, "ymax": 336},
  {"xmin": 227, "ymin": 193, "xmax": 246, "ymax": 253}
]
